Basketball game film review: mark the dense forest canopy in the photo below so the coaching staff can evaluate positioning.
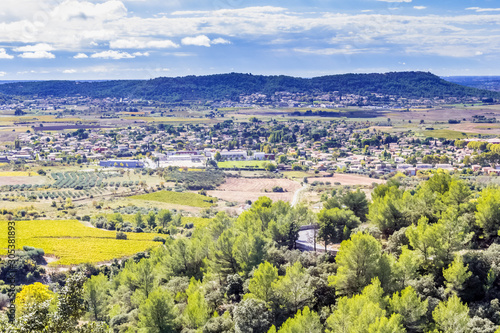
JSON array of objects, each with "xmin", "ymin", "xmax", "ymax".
[{"xmin": 0, "ymin": 72, "xmax": 498, "ymax": 102}]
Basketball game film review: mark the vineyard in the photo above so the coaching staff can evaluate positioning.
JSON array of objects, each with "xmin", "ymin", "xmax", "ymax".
[{"xmin": 0, "ymin": 220, "xmax": 163, "ymax": 266}]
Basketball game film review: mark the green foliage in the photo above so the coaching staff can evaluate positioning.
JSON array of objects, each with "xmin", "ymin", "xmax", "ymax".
[
  {"xmin": 1, "ymin": 72, "xmax": 496, "ymax": 102},
  {"xmin": 475, "ymin": 187, "xmax": 500, "ymax": 239},
  {"xmin": 138, "ymin": 288, "xmax": 178, "ymax": 333},
  {"xmin": 432, "ymin": 294, "xmax": 470, "ymax": 333},
  {"xmin": 318, "ymin": 208, "xmax": 361, "ymax": 249},
  {"xmin": 247, "ymin": 262, "xmax": 279, "ymax": 305},
  {"xmin": 342, "ymin": 189, "xmax": 369, "ymax": 222},
  {"xmin": 389, "ymin": 286, "xmax": 428, "ymax": 331},
  {"xmin": 330, "ymin": 233, "xmax": 388, "ymax": 296},
  {"xmin": 273, "ymin": 307, "xmax": 321, "ymax": 333},
  {"xmin": 443, "ymin": 255, "xmax": 472, "ymax": 295}
]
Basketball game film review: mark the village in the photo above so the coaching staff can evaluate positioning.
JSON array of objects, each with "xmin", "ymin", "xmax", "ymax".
[{"xmin": 2, "ymin": 116, "xmax": 500, "ymax": 178}]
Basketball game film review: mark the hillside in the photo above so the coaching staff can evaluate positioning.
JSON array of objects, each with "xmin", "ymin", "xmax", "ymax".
[{"xmin": 0, "ymin": 71, "xmax": 497, "ymax": 102}]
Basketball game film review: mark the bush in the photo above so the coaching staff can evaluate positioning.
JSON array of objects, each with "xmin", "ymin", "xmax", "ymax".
[
  {"xmin": 152, "ymin": 236, "xmax": 166, "ymax": 244},
  {"xmin": 272, "ymin": 186, "xmax": 284, "ymax": 193},
  {"xmin": 116, "ymin": 231, "xmax": 127, "ymax": 240}
]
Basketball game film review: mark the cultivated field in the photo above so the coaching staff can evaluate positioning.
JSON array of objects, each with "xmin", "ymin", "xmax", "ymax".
[
  {"xmin": 208, "ymin": 177, "xmax": 302, "ymax": 203},
  {"xmin": 129, "ymin": 190, "xmax": 217, "ymax": 208},
  {"xmin": 0, "ymin": 220, "xmax": 162, "ymax": 266},
  {"xmin": 313, "ymin": 174, "xmax": 385, "ymax": 186}
]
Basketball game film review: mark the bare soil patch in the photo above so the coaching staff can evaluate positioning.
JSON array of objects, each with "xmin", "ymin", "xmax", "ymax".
[
  {"xmin": 315, "ymin": 174, "xmax": 385, "ymax": 186},
  {"xmin": 0, "ymin": 176, "xmax": 48, "ymax": 186},
  {"xmin": 208, "ymin": 178, "xmax": 301, "ymax": 203}
]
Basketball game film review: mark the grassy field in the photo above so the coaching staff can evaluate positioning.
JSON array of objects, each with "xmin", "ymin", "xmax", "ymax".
[
  {"xmin": 218, "ymin": 160, "xmax": 272, "ymax": 169},
  {"xmin": 282, "ymin": 171, "xmax": 312, "ymax": 180},
  {"xmin": 129, "ymin": 191, "xmax": 217, "ymax": 208},
  {"xmin": 422, "ymin": 129, "xmax": 469, "ymax": 140},
  {"xmin": 0, "ymin": 220, "xmax": 162, "ymax": 266},
  {"xmin": 0, "ymin": 171, "xmax": 33, "ymax": 177}
]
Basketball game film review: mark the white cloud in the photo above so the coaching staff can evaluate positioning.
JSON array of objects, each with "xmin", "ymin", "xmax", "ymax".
[
  {"xmin": 413, "ymin": 6, "xmax": 426, "ymax": 10},
  {"xmin": 132, "ymin": 52, "xmax": 149, "ymax": 57},
  {"xmin": 0, "ymin": 49, "xmax": 14, "ymax": 59},
  {"xmin": 74, "ymin": 53, "xmax": 89, "ymax": 59},
  {"xmin": 466, "ymin": 7, "xmax": 500, "ymax": 12},
  {"xmin": 109, "ymin": 39, "xmax": 179, "ymax": 49},
  {"xmin": 18, "ymin": 51, "xmax": 56, "ymax": 59},
  {"xmin": 91, "ymin": 50, "xmax": 135, "ymax": 59},
  {"xmin": 0, "ymin": 71, "xmax": 6, "ymax": 77},
  {"xmin": 211, "ymin": 38, "xmax": 231, "ymax": 45},
  {"xmin": 294, "ymin": 47, "xmax": 379, "ymax": 55},
  {"xmin": 63, "ymin": 69, "xmax": 77, "ymax": 74},
  {"xmin": 181, "ymin": 35, "xmax": 211, "ymax": 47},
  {"xmin": 14, "ymin": 43, "xmax": 54, "ymax": 52}
]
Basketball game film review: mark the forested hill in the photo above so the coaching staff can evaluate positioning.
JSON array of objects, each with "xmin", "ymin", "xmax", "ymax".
[{"xmin": 0, "ymin": 71, "xmax": 497, "ymax": 102}]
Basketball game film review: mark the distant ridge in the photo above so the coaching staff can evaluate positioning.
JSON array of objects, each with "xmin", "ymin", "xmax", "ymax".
[{"xmin": 0, "ymin": 72, "xmax": 497, "ymax": 102}]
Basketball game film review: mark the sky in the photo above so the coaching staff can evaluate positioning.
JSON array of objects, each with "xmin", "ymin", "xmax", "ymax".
[{"xmin": 0, "ymin": 0, "xmax": 499, "ymax": 80}]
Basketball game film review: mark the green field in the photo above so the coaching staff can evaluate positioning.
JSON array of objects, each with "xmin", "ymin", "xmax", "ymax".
[
  {"xmin": 282, "ymin": 171, "xmax": 312, "ymax": 180},
  {"xmin": 0, "ymin": 220, "xmax": 162, "ymax": 266},
  {"xmin": 129, "ymin": 190, "xmax": 217, "ymax": 208},
  {"xmin": 422, "ymin": 129, "xmax": 469, "ymax": 140},
  {"xmin": 217, "ymin": 160, "xmax": 272, "ymax": 169}
]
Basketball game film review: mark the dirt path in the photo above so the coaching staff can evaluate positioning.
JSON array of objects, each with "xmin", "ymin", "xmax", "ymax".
[{"xmin": 291, "ymin": 185, "xmax": 307, "ymax": 207}]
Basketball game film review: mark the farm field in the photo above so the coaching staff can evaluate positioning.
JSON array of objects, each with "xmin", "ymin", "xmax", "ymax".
[
  {"xmin": 129, "ymin": 190, "xmax": 217, "ymax": 208},
  {"xmin": 208, "ymin": 177, "xmax": 301, "ymax": 203},
  {"xmin": 0, "ymin": 220, "xmax": 162, "ymax": 266},
  {"xmin": 314, "ymin": 174, "xmax": 385, "ymax": 186}
]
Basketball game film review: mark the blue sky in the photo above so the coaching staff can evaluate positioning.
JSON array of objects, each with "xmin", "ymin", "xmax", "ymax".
[{"xmin": 0, "ymin": 0, "xmax": 499, "ymax": 79}]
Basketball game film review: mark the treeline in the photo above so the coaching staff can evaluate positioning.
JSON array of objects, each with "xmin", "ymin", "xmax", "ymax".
[{"xmin": 0, "ymin": 72, "xmax": 498, "ymax": 102}]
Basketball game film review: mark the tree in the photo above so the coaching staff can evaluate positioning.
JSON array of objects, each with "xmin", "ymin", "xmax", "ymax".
[
  {"xmin": 326, "ymin": 278, "xmax": 393, "ymax": 333},
  {"xmin": 331, "ymin": 233, "xmax": 386, "ymax": 296},
  {"xmin": 272, "ymin": 306, "xmax": 321, "ymax": 333},
  {"xmin": 432, "ymin": 294, "xmax": 470, "ymax": 333},
  {"xmin": 184, "ymin": 279, "xmax": 210, "ymax": 329},
  {"xmin": 475, "ymin": 187, "xmax": 500, "ymax": 239},
  {"xmin": 342, "ymin": 189, "xmax": 369, "ymax": 222},
  {"xmin": 275, "ymin": 262, "xmax": 313, "ymax": 314},
  {"xmin": 214, "ymin": 152, "xmax": 222, "ymax": 162},
  {"xmin": 157, "ymin": 209, "xmax": 172, "ymax": 229},
  {"xmin": 84, "ymin": 273, "xmax": 109, "ymax": 322},
  {"xmin": 147, "ymin": 211, "xmax": 157, "ymax": 229},
  {"xmin": 234, "ymin": 298, "xmax": 272, "ymax": 333},
  {"xmin": 212, "ymin": 229, "xmax": 239, "ymax": 276},
  {"xmin": 443, "ymin": 255, "xmax": 472, "ymax": 296},
  {"xmin": 318, "ymin": 208, "xmax": 360, "ymax": 251},
  {"xmin": 233, "ymin": 233, "xmax": 267, "ymax": 276},
  {"xmin": 389, "ymin": 286, "xmax": 428, "ymax": 331},
  {"xmin": 15, "ymin": 282, "xmax": 54, "ymax": 317},
  {"xmin": 138, "ymin": 288, "xmax": 178, "ymax": 333},
  {"xmin": 393, "ymin": 246, "xmax": 420, "ymax": 289},
  {"xmin": 367, "ymin": 314, "xmax": 406, "ymax": 333},
  {"xmin": 406, "ymin": 217, "xmax": 442, "ymax": 267},
  {"xmin": 134, "ymin": 211, "xmax": 145, "ymax": 229},
  {"xmin": 247, "ymin": 261, "xmax": 278, "ymax": 305}
]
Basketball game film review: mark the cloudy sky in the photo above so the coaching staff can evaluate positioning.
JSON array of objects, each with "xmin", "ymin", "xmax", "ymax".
[{"xmin": 0, "ymin": 0, "xmax": 499, "ymax": 80}]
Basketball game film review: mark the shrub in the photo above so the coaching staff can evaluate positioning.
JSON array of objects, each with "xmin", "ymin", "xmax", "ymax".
[
  {"xmin": 116, "ymin": 231, "xmax": 127, "ymax": 240},
  {"xmin": 152, "ymin": 236, "xmax": 166, "ymax": 244}
]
